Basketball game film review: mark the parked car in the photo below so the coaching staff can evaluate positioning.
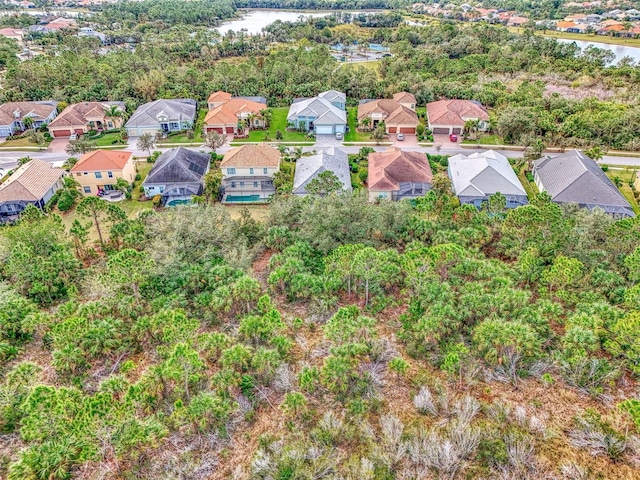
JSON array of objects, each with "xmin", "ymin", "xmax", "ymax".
[
  {"xmin": 449, "ymin": 133, "xmax": 458, "ymax": 142},
  {"xmin": 69, "ymin": 133, "xmax": 77, "ymax": 140},
  {"xmin": 335, "ymin": 132, "xmax": 343, "ymax": 140},
  {"xmin": 396, "ymin": 132, "xmax": 404, "ymax": 141}
]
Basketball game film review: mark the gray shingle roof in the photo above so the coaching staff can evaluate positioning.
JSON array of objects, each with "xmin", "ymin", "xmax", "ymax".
[
  {"xmin": 533, "ymin": 150, "xmax": 633, "ymax": 216},
  {"xmin": 125, "ymin": 99, "xmax": 197, "ymax": 128},
  {"xmin": 143, "ymin": 147, "xmax": 209, "ymax": 185},
  {"xmin": 288, "ymin": 92, "xmax": 347, "ymax": 126},
  {"xmin": 448, "ymin": 150, "xmax": 527, "ymax": 197},
  {"xmin": 292, "ymin": 148, "xmax": 352, "ymax": 195}
]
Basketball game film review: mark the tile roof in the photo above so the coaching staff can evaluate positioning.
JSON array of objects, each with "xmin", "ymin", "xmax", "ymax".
[
  {"xmin": 48, "ymin": 101, "xmax": 124, "ymax": 128},
  {"xmin": 448, "ymin": 150, "xmax": 527, "ymax": 197},
  {"xmin": 0, "ymin": 101, "xmax": 57, "ymax": 125},
  {"xmin": 427, "ymin": 99, "xmax": 489, "ymax": 127},
  {"xmin": 533, "ymin": 150, "xmax": 633, "ymax": 215},
  {"xmin": 143, "ymin": 147, "xmax": 209, "ymax": 185},
  {"xmin": 358, "ymin": 98, "xmax": 420, "ymax": 127},
  {"xmin": 125, "ymin": 99, "xmax": 197, "ymax": 128},
  {"xmin": 392, "ymin": 92, "xmax": 417, "ymax": 105},
  {"xmin": 288, "ymin": 91, "xmax": 347, "ymax": 126},
  {"xmin": 293, "ymin": 147, "xmax": 352, "ymax": 195},
  {"xmin": 207, "ymin": 91, "xmax": 232, "ymax": 103},
  {"xmin": 71, "ymin": 150, "xmax": 132, "ymax": 172},
  {"xmin": 556, "ymin": 21, "xmax": 578, "ymax": 29},
  {"xmin": 0, "ymin": 159, "xmax": 64, "ymax": 203},
  {"xmin": 204, "ymin": 97, "xmax": 266, "ymax": 126},
  {"xmin": 221, "ymin": 144, "xmax": 280, "ymax": 168},
  {"xmin": 368, "ymin": 148, "xmax": 433, "ymax": 191}
]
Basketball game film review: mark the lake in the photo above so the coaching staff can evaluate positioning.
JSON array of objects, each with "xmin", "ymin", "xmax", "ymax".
[
  {"xmin": 216, "ymin": 9, "xmax": 372, "ymax": 35},
  {"xmin": 556, "ymin": 38, "xmax": 640, "ymax": 65}
]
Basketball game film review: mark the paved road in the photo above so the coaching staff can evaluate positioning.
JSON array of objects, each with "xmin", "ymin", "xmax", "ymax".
[{"xmin": 0, "ymin": 141, "xmax": 638, "ymax": 171}]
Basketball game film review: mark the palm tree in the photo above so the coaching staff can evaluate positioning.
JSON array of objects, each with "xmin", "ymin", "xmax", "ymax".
[
  {"xmin": 260, "ymin": 108, "xmax": 273, "ymax": 128},
  {"xmin": 104, "ymin": 105, "xmax": 123, "ymax": 130},
  {"xmin": 22, "ymin": 116, "xmax": 34, "ymax": 131},
  {"xmin": 360, "ymin": 117, "xmax": 371, "ymax": 132}
]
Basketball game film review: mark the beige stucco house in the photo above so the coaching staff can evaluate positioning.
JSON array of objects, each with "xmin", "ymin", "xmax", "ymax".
[
  {"xmin": 70, "ymin": 150, "xmax": 135, "ymax": 195},
  {"xmin": 220, "ymin": 144, "xmax": 280, "ymax": 202}
]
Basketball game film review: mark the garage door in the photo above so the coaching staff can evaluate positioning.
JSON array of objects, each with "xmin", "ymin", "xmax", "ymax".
[
  {"xmin": 452, "ymin": 128, "xmax": 462, "ymax": 134},
  {"xmin": 400, "ymin": 127, "xmax": 416, "ymax": 134},
  {"xmin": 388, "ymin": 126, "xmax": 397, "ymax": 133},
  {"xmin": 53, "ymin": 130, "xmax": 71, "ymax": 137},
  {"xmin": 432, "ymin": 127, "xmax": 450, "ymax": 134},
  {"xmin": 316, "ymin": 125, "xmax": 333, "ymax": 135},
  {"xmin": 74, "ymin": 128, "xmax": 84, "ymax": 135},
  {"xmin": 226, "ymin": 126, "xmax": 234, "ymax": 134},
  {"xmin": 207, "ymin": 127, "xmax": 224, "ymax": 133}
]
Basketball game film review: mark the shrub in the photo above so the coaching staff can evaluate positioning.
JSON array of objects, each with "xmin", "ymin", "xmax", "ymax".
[
  {"xmin": 57, "ymin": 190, "xmax": 77, "ymax": 212},
  {"xmin": 413, "ymin": 386, "xmax": 437, "ymax": 415},
  {"xmin": 569, "ymin": 412, "xmax": 628, "ymax": 460},
  {"xmin": 275, "ymin": 130, "xmax": 283, "ymax": 140},
  {"xmin": 152, "ymin": 194, "xmax": 162, "ymax": 207}
]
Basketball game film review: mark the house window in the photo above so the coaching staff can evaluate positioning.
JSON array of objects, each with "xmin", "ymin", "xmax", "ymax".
[
  {"xmin": 253, "ymin": 181, "xmax": 258, "ymax": 187},
  {"xmin": 227, "ymin": 168, "xmax": 236, "ymax": 175},
  {"xmin": 83, "ymin": 186, "xmax": 91, "ymax": 194},
  {"xmin": 263, "ymin": 168, "xmax": 268, "ymax": 174},
  {"xmin": 250, "ymin": 168, "xmax": 254, "ymax": 175},
  {"xmin": 95, "ymin": 172, "xmax": 102, "ymax": 179},
  {"xmin": 231, "ymin": 182, "xmax": 236, "ymax": 188},
  {"xmin": 83, "ymin": 172, "xmax": 88, "ymax": 176},
  {"xmin": 169, "ymin": 122, "xmax": 179, "ymax": 130},
  {"xmin": 240, "ymin": 181, "xmax": 244, "ymax": 187},
  {"xmin": 76, "ymin": 173, "xmax": 81, "ymax": 177},
  {"xmin": 107, "ymin": 171, "xmax": 113, "ymax": 178}
]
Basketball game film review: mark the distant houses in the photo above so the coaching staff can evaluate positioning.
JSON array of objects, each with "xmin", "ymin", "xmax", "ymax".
[
  {"xmin": 48, "ymin": 101, "xmax": 124, "ymax": 137},
  {"xmin": 220, "ymin": 144, "xmax": 281, "ymax": 203},
  {"xmin": 142, "ymin": 147, "xmax": 210, "ymax": 206},
  {"xmin": 125, "ymin": 99, "xmax": 197, "ymax": 138},
  {"xmin": 293, "ymin": 147, "xmax": 352, "ymax": 196},
  {"xmin": 287, "ymin": 90, "xmax": 347, "ymax": 135},
  {"xmin": 0, "ymin": 101, "xmax": 58, "ymax": 136},
  {"xmin": 367, "ymin": 148, "xmax": 432, "ymax": 202},
  {"xmin": 70, "ymin": 150, "xmax": 135, "ymax": 196},
  {"xmin": 0, "ymin": 160, "xmax": 65, "ymax": 222},
  {"xmin": 426, "ymin": 99, "xmax": 490, "ymax": 135},
  {"xmin": 448, "ymin": 150, "xmax": 528, "ymax": 208},
  {"xmin": 533, "ymin": 150, "xmax": 634, "ymax": 217}
]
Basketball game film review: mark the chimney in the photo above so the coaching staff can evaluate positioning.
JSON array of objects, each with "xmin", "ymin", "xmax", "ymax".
[{"xmin": 13, "ymin": 110, "xmax": 20, "ymax": 119}]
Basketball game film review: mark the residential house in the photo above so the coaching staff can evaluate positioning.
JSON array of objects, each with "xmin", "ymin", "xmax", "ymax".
[
  {"xmin": 358, "ymin": 92, "xmax": 420, "ymax": 134},
  {"xmin": 0, "ymin": 28, "xmax": 25, "ymax": 45},
  {"xmin": 204, "ymin": 91, "xmax": 267, "ymax": 135},
  {"xmin": 125, "ymin": 99, "xmax": 197, "ymax": 137},
  {"xmin": 426, "ymin": 99, "xmax": 490, "ymax": 135},
  {"xmin": 564, "ymin": 14, "xmax": 587, "ymax": 23},
  {"xmin": 0, "ymin": 160, "xmax": 65, "ymax": 222},
  {"xmin": 598, "ymin": 24, "xmax": 626, "ymax": 34},
  {"xmin": 0, "ymin": 101, "xmax": 58, "ymax": 136},
  {"xmin": 556, "ymin": 21, "xmax": 579, "ymax": 32},
  {"xmin": 506, "ymin": 16, "xmax": 529, "ymax": 27},
  {"xmin": 77, "ymin": 26, "xmax": 109, "ymax": 45},
  {"xmin": 47, "ymin": 101, "xmax": 125, "ymax": 137},
  {"xmin": 367, "ymin": 148, "xmax": 432, "ymax": 202},
  {"xmin": 292, "ymin": 147, "xmax": 352, "ymax": 196},
  {"xmin": 142, "ymin": 147, "xmax": 210, "ymax": 206},
  {"xmin": 70, "ymin": 150, "xmax": 135, "ymax": 195},
  {"xmin": 220, "ymin": 144, "xmax": 280, "ymax": 202},
  {"xmin": 287, "ymin": 90, "xmax": 347, "ymax": 135},
  {"xmin": 448, "ymin": 150, "xmax": 528, "ymax": 208},
  {"xmin": 533, "ymin": 150, "xmax": 634, "ymax": 217}
]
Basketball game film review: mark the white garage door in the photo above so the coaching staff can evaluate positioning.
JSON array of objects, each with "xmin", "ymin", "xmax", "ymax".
[{"xmin": 316, "ymin": 125, "xmax": 334, "ymax": 135}]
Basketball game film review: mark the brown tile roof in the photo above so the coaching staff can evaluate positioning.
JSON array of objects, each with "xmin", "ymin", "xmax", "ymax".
[
  {"xmin": 368, "ymin": 148, "xmax": 432, "ymax": 191},
  {"xmin": 204, "ymin": 98, "xmax": 266, "ymax": 126},
  {"xmin": 0, "ymin": 101, "xmax": 57, "ymax": 126},
  {"xmin": 601, "ymin": 24, "xmax": 625, "ymax": 32},
  {"xmin": 427, "ymin": 99, "xmax": 489, "ymax": 127},
  {"xmin": 48, "ymin": 102, "xmax": 122, "ymax": 129},
  {"xmin": 556, "ymin": 21, "xmax": 578, "ymax": 29},
  {"xmin": 392, "ymin": 91, "xmax": 417, "ymax": 105},
  {"xmin": 0, "ymin": 159, "xmax": 64, "ymax": 203},
  {"xmin": 358, "ymin": 99, "xmax": 419, "ymax": 126},
  {"xmin": 0, "ymin": 28, "xmax": 24, "ymax": 38},
  {"xmin": 221, "ymin": 144, "xmax": 280, "ymax": 168},
  {"xmin": 71, "ymin": 150, "xmax": 132, "ymax": 172},
  {"xmin": 207, "ymin": 91, "xmax": 232, "ymax": 103}
]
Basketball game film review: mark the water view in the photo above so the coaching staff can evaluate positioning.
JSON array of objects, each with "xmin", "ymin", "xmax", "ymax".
[{"xmin": 557, "ymin": 38, "xmax": 640, "ymax": 64}]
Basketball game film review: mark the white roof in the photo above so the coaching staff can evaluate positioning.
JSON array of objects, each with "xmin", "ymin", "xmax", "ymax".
[
  {"xmin": 292, "ymin": 147, "xmax": 352, "ymax": 195},
  {"xmin": 448, "ymin": 150, "xmax": 527, "ymax": 197},
  {"xmin": 287, "ymin": 92, "xmax": 347, "ymax": 126}
]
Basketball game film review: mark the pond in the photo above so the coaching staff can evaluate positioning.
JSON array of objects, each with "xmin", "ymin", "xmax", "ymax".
[{"xmin": 556, "ymin": 38, "xmax": 640, "ymax": 65}]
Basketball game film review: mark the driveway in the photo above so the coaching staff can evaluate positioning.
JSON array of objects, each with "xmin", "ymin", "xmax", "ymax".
[
  {"xmin": 47, "ymin": 138, "xmax": 69, "ymax": 154},
  {"xmin": 391, "ymin": 134, "xmax": 419, "ymax": 148},
  {"xmin": 432, "ymin": 134, "xmax": 459, "ymax": 151},
  {"xmin": 315, "ymin": 134, "xmax": 343, "ymax": 148}
]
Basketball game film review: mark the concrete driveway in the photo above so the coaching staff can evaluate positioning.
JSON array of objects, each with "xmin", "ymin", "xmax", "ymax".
[
  {"xmin": 432, "ymin": 134, "xmax": 460, "ymax": 150},
  {"xmin": 315, "ymin": 134, "xmax": 343, "ymax": 148},
  {"xmin": 47, "ymin": 138, "xmax": 69, "ymax": 153},
  {"xmin": 391, "ymin": 134, "xmax": 418, "ymax": 148}
]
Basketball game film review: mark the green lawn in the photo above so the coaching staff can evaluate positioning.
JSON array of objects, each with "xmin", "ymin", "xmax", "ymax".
[
  {"xmin": 0, "ymin": 136, "xmax": 50, "ymax": 149},
  {"xmin": 245, "ymin": 107, "xmax": 311, "ymax": 143},
  {"xmin": 462, "ymin": 134, "xmax": 504, "ymax": 145},
  {"xmin": 93, "ymin": 132, "xmax": 127, "ymax": 147},
  {"xmin": 344, "ymin": 107, "xmax": 380, "ymax": 143},
  {"xmin": 509, "ymin": 27, "xmax": 640, "ymax": 47},
  {"xmin": 605, "ymin": 167, "xmax": 640, "ymax": 214},
  {"xmin": 513, "ymin": 163, "xmax": 539, "ymax": 199}
]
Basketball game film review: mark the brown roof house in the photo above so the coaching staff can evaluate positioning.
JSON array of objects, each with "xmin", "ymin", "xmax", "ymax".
[
  {"xmin": 70, "ymin": 150, "xmax": 135, "ymax": 197},
  {"xmin": 426, "ymin": 99, "xmax": 490, "ymax": 135},
  {"xmin": 0, "ymin": 101, "xmax": 58, "ymax": 137},
  {"xmin": 48, "ymin": 101, "xmax": 125, "ymax": 137},
  {"xmin": 358, "ymin": 92, "xmax": 420, "ymax": 134},
  {"xmin": 220, "ymin": 144, "xmax": 280, "ymax": 203},
  {"xmin": 0, "ymin": 159, "xmax": 65, "ymax": 222},
  {"xmin": 204, "ymin": 91, "xmax": 268, "ymax": 136},
  {"xmin": 0, "ymin": 28, "xmax": 25, "ymax": 45},
  {"xmin": 367, "ymin": 148, "xmax": 433, "ymax": 201}
]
